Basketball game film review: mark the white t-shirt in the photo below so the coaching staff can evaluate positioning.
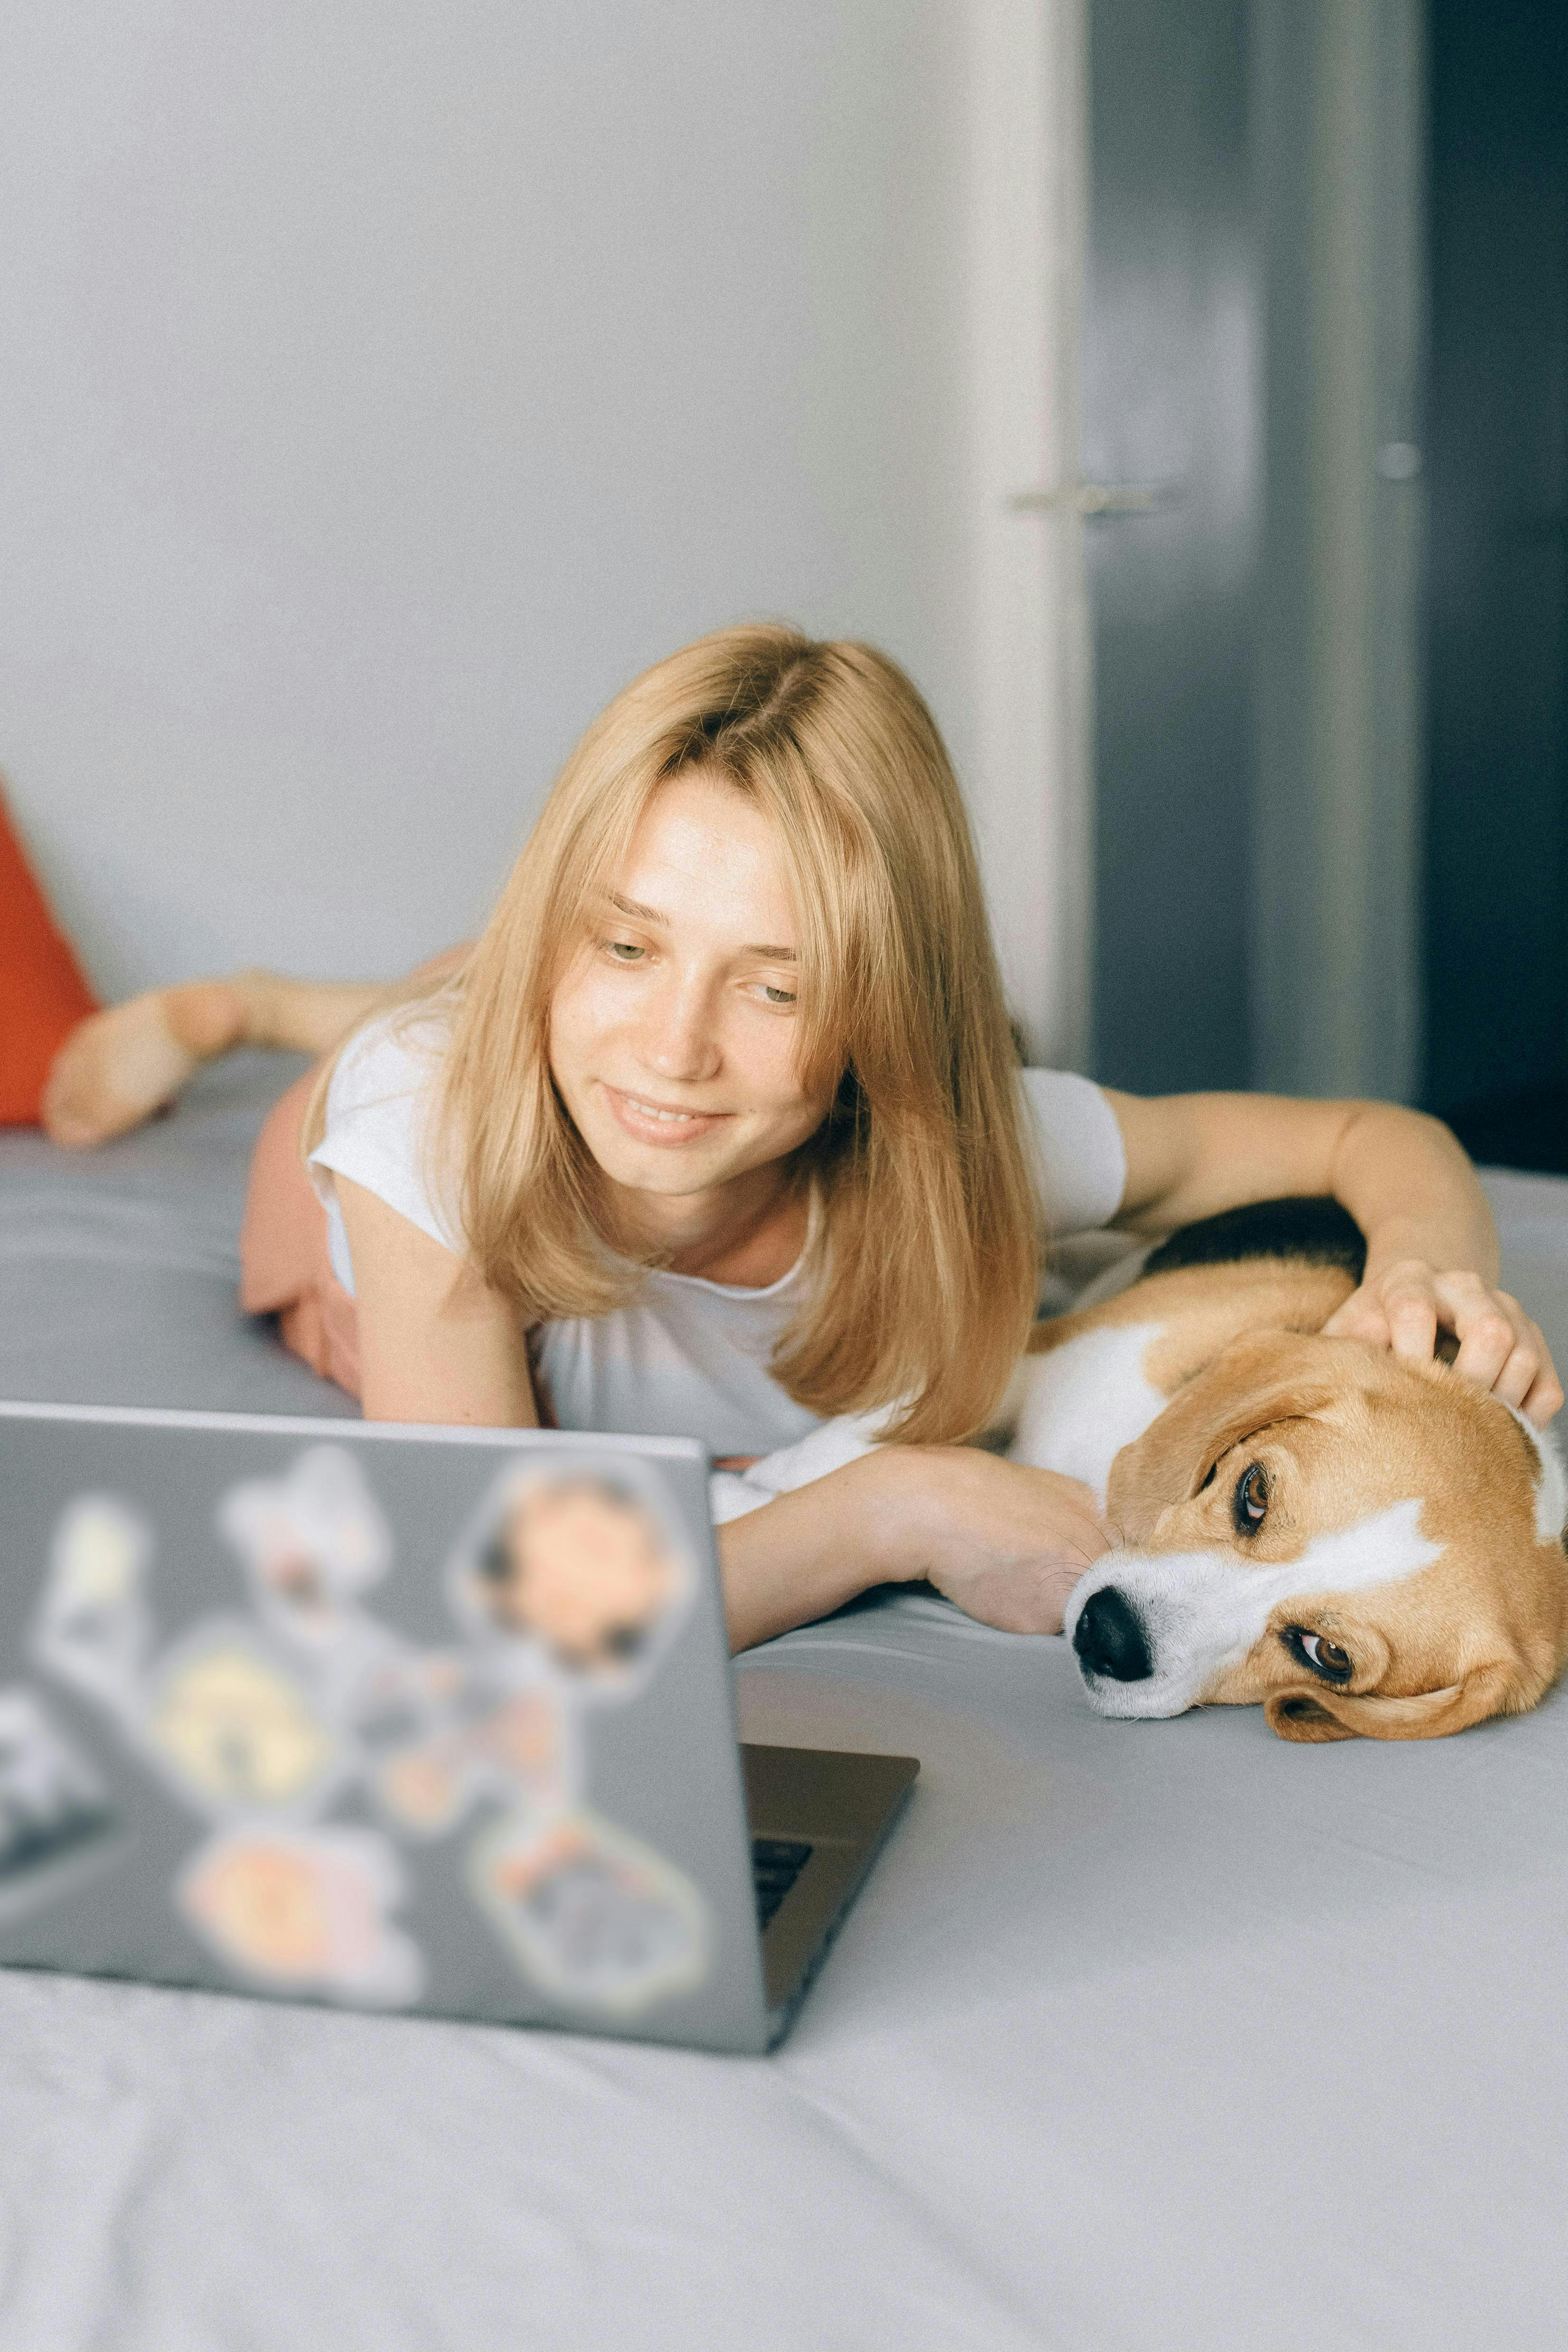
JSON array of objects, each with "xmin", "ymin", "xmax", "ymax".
[{"xmin": 307, "ymin": 1011, "xmax": 1127, "ymax": 1455}]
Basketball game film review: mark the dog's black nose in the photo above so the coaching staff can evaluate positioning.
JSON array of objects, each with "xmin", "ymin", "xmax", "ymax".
[{"xmin": 1072, "ymin": 1586, "xmax": 1153, "ymax": 1682}]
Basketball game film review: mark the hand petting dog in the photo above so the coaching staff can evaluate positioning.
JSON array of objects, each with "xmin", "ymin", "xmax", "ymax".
[{"xmin": 1323, "ymin": 1258, "xmax": 1562, "ymax": 1425}]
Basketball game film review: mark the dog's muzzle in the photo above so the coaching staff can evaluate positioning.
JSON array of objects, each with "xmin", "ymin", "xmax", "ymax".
[
  {"xmin": 1064, "ymin": 1545, "xmax": 1272, "ymax": 1718},
  {"xmin": 1070, "ymin": 1585, "xmax": 1153, "ymax": 1683}
]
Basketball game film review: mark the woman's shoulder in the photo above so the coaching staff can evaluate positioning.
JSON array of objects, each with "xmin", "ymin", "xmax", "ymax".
[
  {"xmin": 325, "ymin": 1002, "xmax": 452, "ymax": 1120},
  {"xmin": 310, "ymin": 1002, "xmax": 463, "ymax": 1255},
  {"xmin": 1017, "ymin": 1066, "xmax": 1128, "ymax": 1237}
]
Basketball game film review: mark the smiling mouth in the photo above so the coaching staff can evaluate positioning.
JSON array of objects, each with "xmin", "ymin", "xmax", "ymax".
[{"xmin": 601, "ymin": 1085, "xmax": 732, "ymax": 1142}]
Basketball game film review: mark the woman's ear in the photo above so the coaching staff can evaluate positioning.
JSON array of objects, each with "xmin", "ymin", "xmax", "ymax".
[
  {"xmin": 1106, "ymin": 1331, "xmax": 1336, "ymax": 1542},
  {"xmin": 1264, "ymin": 1660, "xmax": 1518, "ymax": 1743}
]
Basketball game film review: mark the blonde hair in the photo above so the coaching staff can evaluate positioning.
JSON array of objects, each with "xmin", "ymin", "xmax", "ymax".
[{"xmin": 337, "ymin": 625, "xmax": 1042, "ymax": 1442}]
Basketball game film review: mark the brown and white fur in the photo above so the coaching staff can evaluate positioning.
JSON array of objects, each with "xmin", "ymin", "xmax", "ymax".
[
  {"xmin": 1019, "ymin": 1207, "xmax": 1568, "ymax": 1740},
  {"xmin": 714, "ymin": 1200, "xmax": 1568, "ymax": 1743}
]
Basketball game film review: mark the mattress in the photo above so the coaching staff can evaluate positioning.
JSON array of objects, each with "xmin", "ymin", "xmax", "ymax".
[{"xmin": 0, "ymin": 1058, "xmax": 1564, "ymax": 2351}]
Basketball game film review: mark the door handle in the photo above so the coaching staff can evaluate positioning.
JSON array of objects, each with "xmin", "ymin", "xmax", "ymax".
[{"xmin": 1007, "ymin": 480, "xmax": 1182, "ymax": 516}]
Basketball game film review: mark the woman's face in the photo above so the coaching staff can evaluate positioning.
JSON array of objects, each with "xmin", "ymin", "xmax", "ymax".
[{"xmin": 549, "ymin": 772, "xmax": 836, "ymax": 1204}]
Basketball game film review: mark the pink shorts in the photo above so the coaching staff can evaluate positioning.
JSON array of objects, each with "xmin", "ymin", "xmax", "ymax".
[{"xmin": 239, "ymin": 1067, "xmax": 362, "ymax": 1401}]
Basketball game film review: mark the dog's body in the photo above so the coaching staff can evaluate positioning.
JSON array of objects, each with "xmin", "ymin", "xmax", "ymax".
[
  {"xmin": 1015, "ymin": 1198, "xmax": 1568, "ymax": 1741},
  {"xmin": 716, "ymin": 1197, "xmax": 1568, "ymax": 1743}
]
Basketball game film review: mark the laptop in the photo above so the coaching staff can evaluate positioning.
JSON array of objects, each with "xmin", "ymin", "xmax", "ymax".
[{"xmin": 0, "ymin": 1401, "xmax": 916, "ymax": 2054}]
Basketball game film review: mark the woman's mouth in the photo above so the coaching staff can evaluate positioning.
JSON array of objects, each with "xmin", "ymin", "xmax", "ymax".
[{"xmin": 601, "ymin": 1085, "xmax": 732, "ymax": 1146}]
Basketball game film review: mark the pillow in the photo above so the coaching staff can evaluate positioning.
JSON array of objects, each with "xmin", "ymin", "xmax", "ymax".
[{"xmin": 0, "ymin": 785, "xmax": 98, "ymax": 1126}]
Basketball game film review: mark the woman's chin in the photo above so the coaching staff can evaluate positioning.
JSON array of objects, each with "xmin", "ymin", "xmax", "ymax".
[{"xmin": 584, "ymin": 1122, "xmax": 739, "ymax": 1197}]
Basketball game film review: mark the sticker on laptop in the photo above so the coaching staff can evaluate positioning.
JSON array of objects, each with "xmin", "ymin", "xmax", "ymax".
[
  {"xmin": 219, "ymin": 1447, "xmax": 442, "ymax": 1731},
  {"xmin": 448, "ymin": 1465, "xmax": 695, "ymax": 1693},
  {"xmin": 32, "ymin": 1495, "xmax": 153, "ymax": 1718},
  {"xmin": 0, "ymin": 1687, "xmax": 121, "ymax": 1918},
  {"xmin": 26, "ymin": 1445, "xmax": 711, "ymax": 2019},
  {"xmin": 468, "ymin": 1807, "xmax": 709, "ymax": 2014},
  {"xmin": 178, "ymin": 1823, "xmax": 423, "ymax": 2004},
  {"xmin": 220, "ymin": 1445, "xmax": 393, "ymax": 1637},
  {"xmin": 374, "ymin": 1685, "xmax": 577, "ymax": 1839},
  {"xmin": 142, "ymin": 1626, "xmax": 348, "ymax": 1816}
]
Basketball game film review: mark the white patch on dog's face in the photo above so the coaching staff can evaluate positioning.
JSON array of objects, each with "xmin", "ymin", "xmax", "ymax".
[
  {"xmin": 1503, "ymin": 1406, "xmax": 1568, "ymax": 1545},
  {"xmin": 1009, "ymin": 1324, "xmax": 1166, "ymax": 1507},
  {"xmin": 1063, "ymin": 1497, "xmax": 1443, "ymax": 1718}
]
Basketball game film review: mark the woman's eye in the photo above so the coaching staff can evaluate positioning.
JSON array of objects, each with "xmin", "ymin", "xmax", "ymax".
[
  {"xmin": 606, "ymin": 941, "xmax": 646, "ymax": 963},
  {"xmin": 761, "ymin": 984, "xmax": 797, "ymax": 1007},
  {"xmin": 1232, "ymin": 1462, "xmax": 1269, "ymax": 1536},
  {"xmin": 1285, "ymin": 1627, "xmax": 1353, "ymax": 1682}
]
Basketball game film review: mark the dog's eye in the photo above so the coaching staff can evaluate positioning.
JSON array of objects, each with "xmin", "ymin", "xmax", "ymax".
[
  {"xmin": 1232, "ymin": 1462, "xmax": 1269, "ymax": 1536},
  {"xmin": 1282, "ymin": 1626, "xmax": 1354, "ymax": 1682}
]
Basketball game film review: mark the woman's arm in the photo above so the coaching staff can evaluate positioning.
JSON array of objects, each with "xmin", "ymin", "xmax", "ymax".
[
  {"xmin": 336, "ymin": 1176, "xmax": 538, "ymax": 1426},
  {"xmin": 340, "ymin": 1179, "xmax": 1108, "ymax": 1651},
  {"xmin": 1106, "ymin": 1090, "xmax": 1563, "ymax": 1422},
  {"xmin": 718, "ymin": 1448, "xmax": 1112, "ymax": 1653}
]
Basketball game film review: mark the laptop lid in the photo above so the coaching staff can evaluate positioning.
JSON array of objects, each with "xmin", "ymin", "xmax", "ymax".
[{"xmin": 0, "ymin": 1403, "xmax": 775, "ymax": 2054}]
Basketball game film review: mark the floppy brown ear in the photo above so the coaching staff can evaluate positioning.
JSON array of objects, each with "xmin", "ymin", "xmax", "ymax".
[
  {"xmin": 1107, "ymin": 1332, "xmax": 1338, "ymax": 1541},
  {"xmin": 1265, "ymin": 1662, "xmax": 1517, "ymax": 1744}
]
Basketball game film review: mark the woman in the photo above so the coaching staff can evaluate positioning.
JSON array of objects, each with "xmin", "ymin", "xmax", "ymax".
[{"xmin": 46, "ymin": 626, "xmax": 1562, "ymax": 1651}]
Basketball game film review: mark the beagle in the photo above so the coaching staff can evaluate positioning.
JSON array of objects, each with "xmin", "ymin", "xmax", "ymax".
[{"xmin": 1015, "ymin": 1198, "xmax": 1568, "ymax": 1742}]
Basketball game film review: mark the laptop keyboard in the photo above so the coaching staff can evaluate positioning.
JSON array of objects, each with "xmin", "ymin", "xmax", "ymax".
[{"xmin": 751, "ymin": 1836, "xmax": 813, "ymax": 1930}]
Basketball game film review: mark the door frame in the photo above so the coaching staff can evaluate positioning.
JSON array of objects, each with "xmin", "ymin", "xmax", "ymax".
[{"xmin": 966, "ymin": 0, "xmax": 1094, "ymax": 1071}]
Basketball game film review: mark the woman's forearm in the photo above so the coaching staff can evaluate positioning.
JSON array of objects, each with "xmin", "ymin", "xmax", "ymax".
[
  {"xmin": 716, "ymin": 1459, "xmax": 888, "ymax": 1653},
  {"xmin": 1112, "ymin": 1088, "xmax": 1497, "ymax": 1276},
  {"xmin": 714, "ymin": 1446, "xmax": 1115, "ymax": 1653},
  {"xmin": 1327, "ymin": 1102, "xmax": 1498, "ymax": 1282},
  {"xmin": 1106, "ymin": 1085, "xmax": 1556, "ymax": 1410}
]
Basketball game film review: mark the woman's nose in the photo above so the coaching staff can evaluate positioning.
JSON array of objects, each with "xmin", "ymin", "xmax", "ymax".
[{"xmin": 638, "ymin": 979, "xmax": 722, "ymax": 1082}]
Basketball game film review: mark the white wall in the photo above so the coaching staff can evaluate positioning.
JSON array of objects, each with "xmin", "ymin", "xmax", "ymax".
[{"xmin": 2, "ymin": 1, "xmax": 1010, "ymax": 1003}]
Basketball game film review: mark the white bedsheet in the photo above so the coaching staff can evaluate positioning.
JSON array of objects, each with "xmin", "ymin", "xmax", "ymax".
[{"xmin": 1, "ymin": 1063, "xmax": 1565, "ymax": 2351}]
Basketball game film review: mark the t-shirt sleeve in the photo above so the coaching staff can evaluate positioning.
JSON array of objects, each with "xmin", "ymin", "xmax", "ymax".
[
  {"xmin": 1018, "ymin": 1067, "xmax": 1128, "ymax": 1237},
  {"xmin": 307, "ymin": 1012, "xmax": 465, "ymax": 1277}
]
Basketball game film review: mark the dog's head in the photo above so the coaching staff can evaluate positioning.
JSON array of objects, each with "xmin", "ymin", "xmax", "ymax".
[{"xmin": 1063, "ymin": 1331, "xmax": 1568, "ymax": 1741}]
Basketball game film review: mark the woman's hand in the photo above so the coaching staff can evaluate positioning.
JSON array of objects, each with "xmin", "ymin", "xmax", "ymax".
[
  {"xmin": 1323, "ymin": 1260, "xmax": 1564, "ymax": 1424},
  {"xmin": 860, "ymin": 1447, "xmax": 1115, "ymax": 1634},
  {"xmin": 716, "ymin": 1444, "xmax": 1114, "ymax": 1651}
]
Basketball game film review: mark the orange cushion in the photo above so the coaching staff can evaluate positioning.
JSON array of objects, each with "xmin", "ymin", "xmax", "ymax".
[{"xmin": 0, "ymin": 785, "xmax": 99, "ymax": 1126}]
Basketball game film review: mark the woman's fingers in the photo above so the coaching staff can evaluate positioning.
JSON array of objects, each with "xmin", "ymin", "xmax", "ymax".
[
  {"xmin": 1434, "ymin": 1274, "xmax": 1563, "ymax": 1422},
  {"xmin": 1436, "ymin": 1270, "xmax": 1515, "ymax": 1383},
  {"xmin": 1329, "ymin": 1261, "xmax": 1443, "ymax": 1364},
  {"xmin": 1522, "ymin": 1360, "xmax": 1567, "ymax": 1425},
  {"xmin": 1321, "ymin": 1283, "xmax": 1393, "ymax": 1349},
  {"xmin": 1324, "ymin": 1261, "xmax": 1565, "ymax": 1426},
  {"xmin": 1437, "ymin": 1272, "xmax": 1524, "ymax": 1395}
]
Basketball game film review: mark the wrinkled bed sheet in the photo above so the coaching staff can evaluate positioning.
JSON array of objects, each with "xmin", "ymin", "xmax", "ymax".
[{"xmin": 1, "ymin": 1057, "xmax": 1566, "ymax": 2352}]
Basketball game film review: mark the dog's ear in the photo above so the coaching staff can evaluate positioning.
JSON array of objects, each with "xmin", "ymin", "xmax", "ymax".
[
  {"xmin": 1107, "ymin": 1332, "xmax": 1338, "ymax": 1541},
  {"xmin": 1264, "ymin": 1661, "xmax": 1517, "ymax": 1744}
]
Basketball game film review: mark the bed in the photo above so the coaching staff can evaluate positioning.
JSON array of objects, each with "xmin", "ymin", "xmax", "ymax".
[{"xmin": 1, "ymin": 1056, "xmax": 1565, "ymax": 2351}]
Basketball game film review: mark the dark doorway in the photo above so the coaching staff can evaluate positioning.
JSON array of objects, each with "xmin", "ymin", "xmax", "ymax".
[
  {"xmin": 1424, "ymin": 0, "xmax": 1568, "ymax": 1169},
  {"xmin": 1084, "ymin": 0, "xmax": 1258, "ymax": 1097}
]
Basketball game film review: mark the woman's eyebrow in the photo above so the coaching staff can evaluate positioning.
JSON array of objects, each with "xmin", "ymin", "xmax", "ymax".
[{"xmin": 607, "ymin": 893, "xmax": 796, "ymax": 959}]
